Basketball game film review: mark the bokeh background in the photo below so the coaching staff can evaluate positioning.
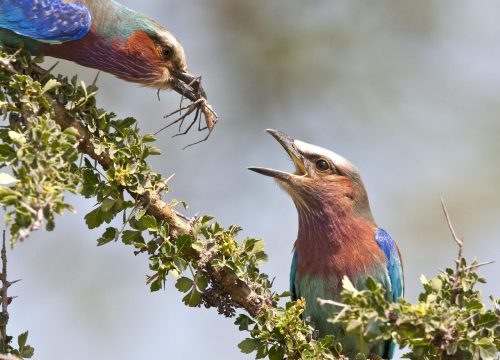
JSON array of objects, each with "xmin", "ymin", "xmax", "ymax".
[{"xmin": 5, "ymin": 1, "xmax": 500, "ymax": 359}]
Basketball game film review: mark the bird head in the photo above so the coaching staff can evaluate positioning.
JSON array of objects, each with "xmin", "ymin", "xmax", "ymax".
[
  {"xmin": 249, "ymin": 129, "xmax": 374, "ymax": 222},
  {"xmin": 121, "ymin": 24, "xmax": 206, "ymax": 101}
]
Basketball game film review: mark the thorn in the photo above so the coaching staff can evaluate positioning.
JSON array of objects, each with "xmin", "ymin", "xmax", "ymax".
[
  {"xmin": 7, "ymin": 279, "xmax": 21, "ymax": 287},
  {"xmin": 7, "ymin": 296, "xmax": 17, "ymax": 305},
  {"xmin": 164, "ymin": 173, "xmax": 176, "ymax": 183},
  {"xmin": 464, "ymin": 260, "xmax": 495, "ymax": 271},
  {"xmin": 91, "ymin": 70, "xmax": 101, "ymax": 87},
  {"xmin": 46, "ymin": 61, "xmax": 59, "ymax": 73}
]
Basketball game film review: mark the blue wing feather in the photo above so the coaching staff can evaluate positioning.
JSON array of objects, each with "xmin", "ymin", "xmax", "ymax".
[
  {"xmin": 290, "ymin": 250, "xmax": 298, "ymax": 301},
  {"xmin": 0, "ymin": 0, "xmax": 91, "ymax": 43},
  {"xmin": 375, "ymin": 228, "xmax": 404, "ymax": 359},
  {"xmin": 375, "ymin": 228, "xmax": 404, "ymax": 301}
]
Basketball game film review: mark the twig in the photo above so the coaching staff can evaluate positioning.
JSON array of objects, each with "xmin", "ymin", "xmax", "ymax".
[
  {"xmin": 464, "ymin": 260, "xmax": 494, "ymax": 271},
  {"xmin": 1, "ymin": 232, "xmax": 8, "ymax": 351},
  {"xmin": 440, "ymin": 197, "xmax": 467, "ymax": 305},
  {"xmin": 0, "ymin": 354, "xmax": 22, "ymax": 360},
  {"xmin": 440, "ymin": 197, "xmax": 463, "ymax": 273},
  {"xmin": 317, "ymin": 298, "xmax": 350, "ymax": 322}
]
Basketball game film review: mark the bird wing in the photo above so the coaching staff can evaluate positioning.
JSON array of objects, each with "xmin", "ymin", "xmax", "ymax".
[
  {"xmin": 0, "ymin": 0, "xmax": 91, "ymax": 43},
  {"xmin": 375, "ymin": 228, "xmax": 404, "ymax": 301},
  {"xmin": 290, "ymin": 250, "xmax": 298, "ymax": 301}
]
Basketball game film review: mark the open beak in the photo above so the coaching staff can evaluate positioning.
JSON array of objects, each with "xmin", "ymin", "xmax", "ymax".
[
  {"xmin": 170, "ymin": 69, "xmax": 207, "ymax": 102},
  {"xmin": 248, "ymin": 129, "xmax": 307, "ymax": 180}
]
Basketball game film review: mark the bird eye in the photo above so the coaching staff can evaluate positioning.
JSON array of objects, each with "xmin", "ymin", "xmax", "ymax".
[
  {"xmin": 315, "ymin": 159, "xmax": 330, "ymax": 172},
  {"xmin": 162, "ymin": 46, "xmax": 173, "ymax": 59}
]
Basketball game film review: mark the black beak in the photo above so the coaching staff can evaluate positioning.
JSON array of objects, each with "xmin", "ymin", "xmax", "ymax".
[
  {"xmin": 170, "ymin": 69, "xmax": 207, "ymax": 101},
  {"xmin": 248, "ymin": 129, "xmax": 306, "ymax": 179}
]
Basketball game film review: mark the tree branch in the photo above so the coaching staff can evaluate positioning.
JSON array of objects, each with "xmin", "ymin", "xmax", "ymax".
[
  {"xmin": 0, "ymin": 354, "xmax": 22, "ymax": 360},
  {"xmin": 1, "ymin": 53, "xmax": 270, "ymax": 318},
  {"xmin": 0, "ymin": 232, "xmax": 8, "ymax": 350}
]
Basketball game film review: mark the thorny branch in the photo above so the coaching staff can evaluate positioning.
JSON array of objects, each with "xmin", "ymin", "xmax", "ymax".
[
  {"xmin": 0, "ymin": 232, "xmax": 19, "ymax": 353},
  {"xmin": 0, "ymin": 55, "xmax": 270, "ymax": 318},
  {"xmin": 440, "ymin": 197, "xmax": 465, "ymax": 303},
  {"xmin": 0, "ymin": 232, "xmax": 7, "ymax": 351}
]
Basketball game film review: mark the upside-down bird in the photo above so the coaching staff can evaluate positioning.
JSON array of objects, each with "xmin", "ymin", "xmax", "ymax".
[
  {"xmin": 249, "ymin": 130, "xmax": 404, "ymax": 359},
  {"xmin": 0, "ymin": 0, "xmax": 204, "ymax": 101}
]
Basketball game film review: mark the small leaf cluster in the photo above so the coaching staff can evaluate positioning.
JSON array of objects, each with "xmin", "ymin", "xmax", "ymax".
[
  {"xmin": 236, "ymin": 297, "xmax": 340, "ymax": 360},
  {"xmin": 0, "ymin": 49, "xmax": 81, "ymax": 243},
  {"xmin": 337, "ymin": 260, "xmax": 499, "ymax": 359},
  {"xmin": 0, "ymin": 331, "xmax": 34, "ymax": 358}
]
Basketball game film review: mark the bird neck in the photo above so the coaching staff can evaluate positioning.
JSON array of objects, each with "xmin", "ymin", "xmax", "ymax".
[
  {"xmin": 294, "ymin": 202, "xmax": 384, "ymax": 283},
  {"xmin": 84, "ymin": 0, "xmax": 156, "ymax": 41},
  {"xmin": 296, "ymin": 203, "xmax": 376, "ymax": 248}
]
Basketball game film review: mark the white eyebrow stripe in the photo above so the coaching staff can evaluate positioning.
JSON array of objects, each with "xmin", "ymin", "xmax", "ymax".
[{"xmin": 294, "ymin": 139, "xmax": 358, "ymax": 173}]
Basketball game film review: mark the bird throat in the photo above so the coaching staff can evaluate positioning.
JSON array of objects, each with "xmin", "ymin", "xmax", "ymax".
[{"xmin": 294, "ymin": 204, "xmax": 382, "ymax": 286}]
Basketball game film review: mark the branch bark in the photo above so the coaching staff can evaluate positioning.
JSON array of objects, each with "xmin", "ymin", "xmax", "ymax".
[{"xmin": 0, "ymin": 232, "xmax": 8, "ymax": 351}]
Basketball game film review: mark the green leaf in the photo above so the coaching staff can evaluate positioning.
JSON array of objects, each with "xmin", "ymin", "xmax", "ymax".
[
  {"xmin": 268, "ymin": 345, "xmax": 285, "ymax": 360},
  {"xmin": 18, "ymin": 331, "xmax": 28, "ymax": 348},
  {"xmin": 191, "ymin": 241, "xmax": 204, "ymax": 251},
  {"xmin": 175, "ymin": 277, "xmax": 193, "ymax": 293},
  {"xmin": 42, "ymin": 79, "xmax": 60, "ymax": 93},
  {"xmin": 365, "ymin": 277, "xmax": 378, "ymax": 291},
  {"xmin": 84, "ymin": 207, "xmax": 103, "ymax": 229},
  {"xmin": 134, "ymin": 208, "xmax": 146, "ymax": 221},
  {"xmin": 112, "ymin": 117, "xmax": 136, "ymax": 130},
  {"xmin": 176, "ymin": 234, "xmax": 191, "ymax": 253},
  {"xmin": 100, "ymin": 198, "xmax": 115, "ymax": 212},
  {"xmin": 140, "ymin": 214, "xmax": 157, "ymax": 231},
  {"xmin": 8, "ymin": 130, "xmax": 26, "ymax": 146},
  {"xmin": 346, "ymin": 319, "xmax": 363, "ymax": 333},
  {"xmin": 0, "ymin": 173, "xmax": 19, "ymax": 185},
  {"xmin": 238, "ymin": 338, "xmax": 259, "ymax": 354},
  {"xmin": 182, "ymin": 290, "xmax": 201, "ymax": 307},
  {"xmin": 20, "ymin": 345, "xmax": 35, "ymax": 358},
  {"xmin": 196, "ymin": 275, "xmax": 208, "ymax": 291},
  {"xmin": 255, "ymin": 345, "xmax": 268, "ymax": 359},
  {"xmin": 235, "ymin": 314, "xmax": 255, "ymax": 331},
  {"xmin": 0, "ymin": 185, "xmax": 18, "ymax": 198},
  {"xmin": 121, "ymin": 230, "xmax": 143, "ymax": 245},
  {"xmin": 97, "ymin": 227, "xmax": 118, "ymax": 246},
  {"xmin": 342, "ymin": 276, "xmax": 359, "ymax": 294},
  {"xmin": 0, "ymin": 144, "xmax": 15, "ymax": 161},
  {"xmin": 149, "ymin": 277, "xmax": 163, "ymax": 292},
  {"xmin": 479, "ymin": 345, "xmax": 498, "ymax": 360},
  {"xmin": 173, "ymin": 257, "xmax": 187, "ymax": 272},
  {"xmin": 142, "ymin": 134, "xmax": 156, "ymax": 143}
]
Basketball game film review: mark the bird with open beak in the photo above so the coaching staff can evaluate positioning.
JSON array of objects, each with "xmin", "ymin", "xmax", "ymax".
[
  {"xmin": 249, "ymin": 129, "xmax": 404, "ymax": 359},
  {"xmin": 0, "ymin": 0, "xmax": 215, "ymax": 133}
]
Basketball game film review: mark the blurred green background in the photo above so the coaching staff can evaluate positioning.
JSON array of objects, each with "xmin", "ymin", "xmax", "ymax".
[{"xmin": 6, "ymin": 1, "xmax": 500, "ymax": 359}]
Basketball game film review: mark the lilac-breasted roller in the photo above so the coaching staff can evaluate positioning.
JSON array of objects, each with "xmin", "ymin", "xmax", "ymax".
[
  {"xmin": 249, "ymin": 130, "xmax": 404, "ymax": 359},
  {"xmin": 0, "ymin": 0, "xmax": 204, "ymax": 101}
]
